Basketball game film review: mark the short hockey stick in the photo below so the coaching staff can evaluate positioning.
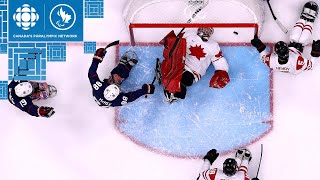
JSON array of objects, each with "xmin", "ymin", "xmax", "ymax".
[
  {"xmin": 145, "ymin": 58, "xmax": 160, "ymax": 98},
  {"xmin": 169, "ymin": 1, "xmax": 209, "ymax": 58},
  {"xmin": 104, "ymin": 40, "xmax": 119, "ymax": 51},
  {"xmin": 252, "ymin": 144, "xmax": 263, "ymax": 180},
  {"xmin": 265, "ymin": 0, "xmax": 288, "ymax": 34}
]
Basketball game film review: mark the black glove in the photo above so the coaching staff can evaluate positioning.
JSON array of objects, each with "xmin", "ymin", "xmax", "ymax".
[
  {"xmin": 142, "ymin": 84, "xmax": 155, "ymax": 94},
  {"xmin": 93, "ymin": 48, "xmax": 106, "ymax": 62},
  {"xmin": 252, "ymin": 178, "xmax": 259, "ymax": 180},
  {"xmin": 203, "ymin": 149, "xmax": 219, "ymax": 164},
  {"xmin": 38, "ymin": 106, "xmax": 55, "ymax": 118},
  {"xmin": 251, "ymin": 35, "xmax": 266, "ymax": 53},
  {"xmin": 311, "ymin": 40, "xmax": 320, "ymax": 57}
]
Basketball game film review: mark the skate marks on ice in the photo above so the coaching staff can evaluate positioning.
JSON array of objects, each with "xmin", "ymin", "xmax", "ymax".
[{"xmin": 115, "ymin": 44, "xmax": 273, "ymax": 158}]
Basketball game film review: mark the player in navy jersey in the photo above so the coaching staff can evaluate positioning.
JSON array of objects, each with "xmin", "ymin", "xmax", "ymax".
[
  {"xmin": 7, "ymin": 80, "xmax": 57, "ymax": 118},
  {"xmin": 88, "ymin": 48, "xmax": 155, "ymax": 107}
]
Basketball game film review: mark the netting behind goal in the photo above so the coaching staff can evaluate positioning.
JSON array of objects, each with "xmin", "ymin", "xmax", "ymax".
[{"xmin": 123, "ymin": 0, "xmax": 265, "ymax": 45}]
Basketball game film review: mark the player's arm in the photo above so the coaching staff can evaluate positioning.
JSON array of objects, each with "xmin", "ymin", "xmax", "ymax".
[
  {"xmin": 210, "ymin": 44, "xmax": 229, "ymax": 71},
  {"xmin": 110, "ymin": 84, "xmax": 155, "ymax": 107},
  {"xmin": 17, "ymin": 98, "xmax": 40, "ymax": 117},
  {"xmin": 88, "ymin": 48, "xmax": 106, "ymax": 84},
  {"xmin": 197, "ymin": 149, "xmax": 219, "ymax": 180},
  {"xmin": 251, "ymin": 35, "xmax": 272, "ymax": 67},
  {"xmin": 308, "ymin": 39, "xmax": 320, "ymax": 70},
  {"xmin": 209, "ymin": 43, "xmax": 230, "ymax": 89},
  {"xmin": 16, "ymin": 98, "xmax": 54, "ymax": 118},
  {"xmin": 8, "ymin": 81, "xmax": 39, "ymax": 117}
]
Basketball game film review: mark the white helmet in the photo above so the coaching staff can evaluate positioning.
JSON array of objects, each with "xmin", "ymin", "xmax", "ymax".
[
  {"xmin": 103, "ymin": 84, "xmax": 120, "ymax": 101},
  {"xmin": 14, "ymin": 82, "xmax": 33, "ymax": 97},
  {"xmin": 197, "ymin": 28, "xmax": 214, "ymax": 41}
]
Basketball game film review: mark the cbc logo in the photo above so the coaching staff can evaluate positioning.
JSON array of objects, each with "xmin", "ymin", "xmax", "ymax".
[{"xmin": 13, "ymin": 4, "xmax": 39, "ymax": 30}]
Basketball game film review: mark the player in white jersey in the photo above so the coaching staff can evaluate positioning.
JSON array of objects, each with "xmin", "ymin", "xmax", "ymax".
[
  {"xmin": 184, "ymin": 29, "xmax": 229, "ymax": 82},
  {"xmin": 251, "ymin": 1, "xmax": 320, "ymax": 75},
  {"xmin": 197, "ymin": 149, "xmax": 255, "ymax": 180},
  {"xmin": 160, "ymin": 28, "xmax": 230, "ymax": 103}
]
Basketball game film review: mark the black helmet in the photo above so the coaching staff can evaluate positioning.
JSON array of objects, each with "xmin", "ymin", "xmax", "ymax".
[
  {"xmin": 223, "ymin": 158, "xmax": 238, "ymax": 176},
  {"xmin": 275, "ymin": 41, "xmax": 289, "ymax": 64}
]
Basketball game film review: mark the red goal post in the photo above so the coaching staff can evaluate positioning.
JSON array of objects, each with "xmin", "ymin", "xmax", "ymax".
[{"xmin": 123, "ymin": 0, "xmax": 266, "ymax": 46}]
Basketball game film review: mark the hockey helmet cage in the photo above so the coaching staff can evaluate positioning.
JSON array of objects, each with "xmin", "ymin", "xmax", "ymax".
[
  {"xmin": 48, "ymin": 85, "xmax": 57, "ymax": 98},
  {"xmin": 275, "ymin": 41, "xmax": 289, "ymax": 64},
  {"xmin": 14, "ymin": 82, "xmax": 33, "ymax": 97},
  {"xmin": 120, "ymin": 50, "xmax": 139, "ymax": 67},
  {"xmin": 104, "ymin": 84, "xmax": 120, "ymax": 101},
  {"xmin": 223, "ymin": 158, "xmax": 238, "ymax": 176},
  {"xmin": 197, "ymin": 28, "xmax": 214, "ymax": 41}
]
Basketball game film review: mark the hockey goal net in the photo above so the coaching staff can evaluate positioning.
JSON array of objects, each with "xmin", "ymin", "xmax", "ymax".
[{"xmin": 123, "ymin": 0, "xmax": 265, "ymax": 45}]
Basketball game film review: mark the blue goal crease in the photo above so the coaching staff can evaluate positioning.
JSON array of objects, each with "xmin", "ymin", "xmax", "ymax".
[{"xmin": 116, "ymin": 44, "xmax": 272, "ymax": 157}]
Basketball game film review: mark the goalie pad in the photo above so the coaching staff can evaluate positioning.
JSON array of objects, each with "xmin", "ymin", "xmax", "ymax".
[{"xmin": 160, "ymin": 31, "xmax": 186, "ymax": 93}]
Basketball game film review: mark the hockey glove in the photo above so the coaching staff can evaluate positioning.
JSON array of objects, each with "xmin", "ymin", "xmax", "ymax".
[
  {"xmin": 311, "ymin": 40, "xmax": 320, "ymax": 57},
  {"xmin": 142, "ymin": 84, "xmax": 155, "ymax": 94},
  {"xmin": 203, "ymin": 149, "xmax": 219, "ymax": 165},
  {"xmin": 209, "ymin": 70, "xmax": 230, "ymax": 89},
  {"xmin": 93, "ymin": 48, "xmax": 106, "ymax": 62},
  {"xmin": 251, "ymin": 35, "xmax": 266, "ymax": 53},
  {"xmin": 235, "ymin": 149, "xmax": 252, "ymax": 162},
  {"xmin": 251, "ymin": 178, "xmax": 259, "ymax": 180},
  {"xmin": 38, "ymin": 106, "xmax": 55, "ymax": 118}
]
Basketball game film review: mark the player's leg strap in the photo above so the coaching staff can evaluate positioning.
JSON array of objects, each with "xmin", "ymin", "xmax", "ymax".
[{"xmin": 289, "ymin": 42, "xmax": 304, "ymax": 52}]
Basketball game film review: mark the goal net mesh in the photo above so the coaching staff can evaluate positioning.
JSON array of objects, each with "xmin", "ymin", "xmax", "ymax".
[{"xmin": 123, "ymin": 0, "xmax": 265, "ymax": 44}]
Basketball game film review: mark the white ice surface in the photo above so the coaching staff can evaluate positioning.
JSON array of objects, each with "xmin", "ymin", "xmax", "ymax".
[{"xmin": 1, "ymin": 0, "xmax": 320, "ymax": 180}]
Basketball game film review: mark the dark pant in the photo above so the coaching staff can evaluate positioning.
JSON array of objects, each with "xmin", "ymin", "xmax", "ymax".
[{"xmin": 173, "ymin": 71, "xmax": 195, "ymax": 99}]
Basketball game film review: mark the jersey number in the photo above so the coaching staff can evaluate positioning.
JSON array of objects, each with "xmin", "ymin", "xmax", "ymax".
[
  {"xmin": 121, "ymin": 96, "xmax": 128, "ymax": 105},
  {"xmin": 93, "ymin": 81, "xmax": 102, "ymax": 90},
  {"xmin": 19, "ymin": 99, "xmax": 27, "ymax": 107}
]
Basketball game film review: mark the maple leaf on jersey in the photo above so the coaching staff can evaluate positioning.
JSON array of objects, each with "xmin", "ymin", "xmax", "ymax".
[{"xmin": 189, "ymin": 45, "xmax": 206, "ymax": 60}]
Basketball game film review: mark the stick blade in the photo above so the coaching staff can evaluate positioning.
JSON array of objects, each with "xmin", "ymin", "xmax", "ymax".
[
  {"xmin": 276, "ymin": 19, "xmax": 288, "ymax": 34},
  {"xmin": 104, "ymin": 40, "xmax": 120, "ymax": 50}
]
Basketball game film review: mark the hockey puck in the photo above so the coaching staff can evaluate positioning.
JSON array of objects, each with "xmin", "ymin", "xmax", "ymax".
[{"xmin": 233, "ymin": 31, "xmax": 239, "ymax": 35}]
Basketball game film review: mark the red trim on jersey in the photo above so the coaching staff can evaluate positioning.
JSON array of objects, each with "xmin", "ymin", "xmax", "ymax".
[
  {"xmin": 296, "ymin": 56, "xmax": 305, "ymax": 70},
  {"xmin": 239, "ymin": 165, "xmax": 248, "ymax": 173},
  {"xmin": 208, "ymin": 169, "xmax": 217, "ymax": 180},
  {"xmin": 265, "ymin": 54, "xmax": 271, "ymax": 67},
  {"xmin": 215, "ymin": 50, "xmax": 223, "ymax": 58},
  {"xmin": 203, "ymin": 170, "xmax": 210, "ymax": 180},
  {"xmin": 89, "ymin": 74, "xmax": 98, "ymax": 78}
]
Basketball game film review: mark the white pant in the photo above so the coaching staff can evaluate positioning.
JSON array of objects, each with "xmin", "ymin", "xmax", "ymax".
[{"xmin": 289, "ymin": 19, "xmax": 314, "ymax": 46}]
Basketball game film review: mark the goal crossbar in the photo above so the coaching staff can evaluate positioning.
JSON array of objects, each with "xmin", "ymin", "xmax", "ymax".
[{"xmin": 129, "ymin": 23, "xmax": 259, "ymax": 46}]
